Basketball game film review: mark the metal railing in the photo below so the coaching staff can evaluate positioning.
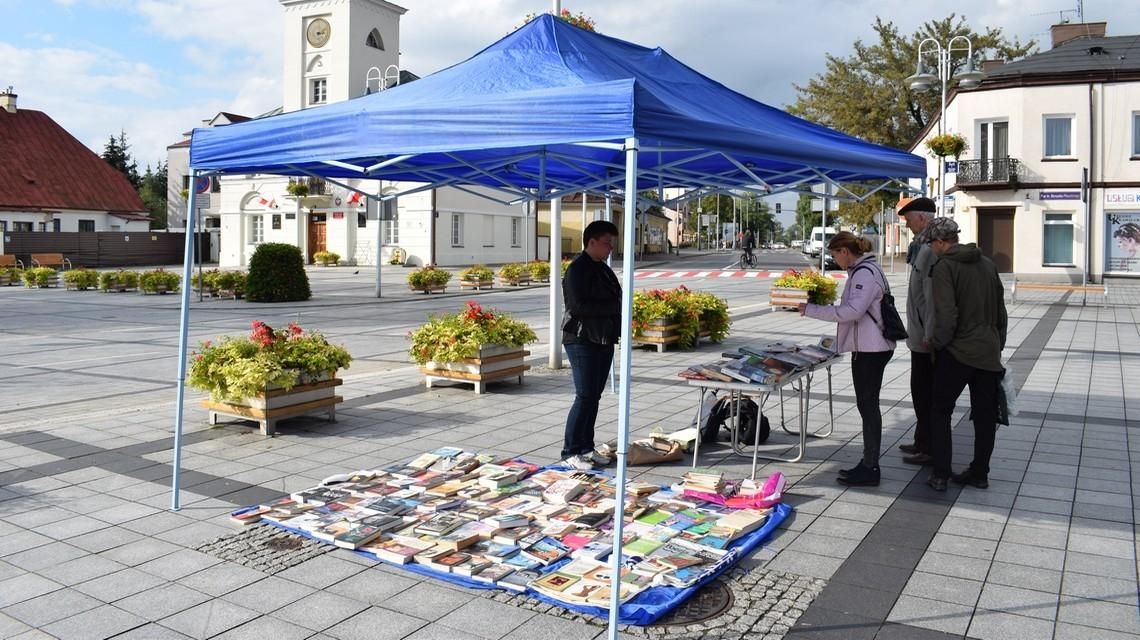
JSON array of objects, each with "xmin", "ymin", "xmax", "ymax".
[{"xmin": 956, "ymin": 158, "xmax": 1020, "ymax": 186}]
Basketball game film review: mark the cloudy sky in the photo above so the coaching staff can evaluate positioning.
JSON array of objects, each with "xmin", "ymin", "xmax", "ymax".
[{"xmin": 4, "ymin": 0, "xmax": 1137, "ymax": 172}]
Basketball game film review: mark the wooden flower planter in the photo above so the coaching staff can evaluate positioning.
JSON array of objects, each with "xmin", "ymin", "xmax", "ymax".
[
  {"xmin": 103, "ymin": 281, "xmax": 138, "ymax": 293},
  {"xmin": 201, "ymin": 374, "xmax": 343, "ymax": 436},
  {"xmin": 408, "ymin": 284, "xmax": 447, "ymax": 294},
  {"xmin": 497, "ymin": 274, "xmax": 531, "ymax": 287},
  {"xmin": 420, "ymin": 344, "xmax": 529, "ymax": 394},
  {"xmin": 769, "ymin": 287, "xmax": 810, "ymax": 309},
  {"xmin": 633, "ymin": 318, "xmax": 710, "ymax": 353},
  {"xmin": 459, "ymin": 278, "xmax": 495, "ymax": 290}
]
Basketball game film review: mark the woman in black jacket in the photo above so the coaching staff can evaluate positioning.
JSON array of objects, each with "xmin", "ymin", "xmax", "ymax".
[{"xmin": 560, "ymin": 220, "xmax": 621, "ymax": 470}]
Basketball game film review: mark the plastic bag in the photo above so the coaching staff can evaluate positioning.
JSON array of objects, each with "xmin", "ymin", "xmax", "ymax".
[{"xmin": 1000, "ymin": 365, "xmax": 1018, "ymax": 419}]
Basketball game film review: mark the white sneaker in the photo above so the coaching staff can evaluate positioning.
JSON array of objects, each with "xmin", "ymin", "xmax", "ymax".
[
  {"xmin": 589, "ymin": 448, "xmax": 615, "ymax": 467},
  {"xmin": 562, "ymin": 454, "xmax": 595, "ymax": 471}
]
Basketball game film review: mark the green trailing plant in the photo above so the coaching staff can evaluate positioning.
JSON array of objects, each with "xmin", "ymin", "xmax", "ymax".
[
  {"xmin": 139, "ymin": 268, "xmax": 181, "ymax": 293},
  {"xmin": 407, "ymin": 266, "xmax": 451, "ymax": 289},
  {"xmin": 100, "ymin": 270, "xmax": 139, "ymax": 291},
  {"xmin": 773, "ymin": 269, "xmax": 838, "ymax": 305},
  {"xmin": 632, "ymin": 285, "xmax": 731, "ymax": 348},
  {"xmin": 62, "ymin": 269, "xmax": 99, "ymax": 290},
  {"xmin": 497, "ymin": 262, "xmax": 527, "ymax": 281},
  {"xmin": 527, "ymin": 260, "xmax": 551, "ymax": 281},
  {"xmin": 24, "ymin": 267, "xmax": 58, "ymax": 288},
  {"xmin": 192, "ymin": 268, "xmax": 221, "ymax": 291},
  {"xmin": 925, "ymin": 132, "xmax": 969, "ymax": 158},
  {"xmin": 408, "ymin": 301, "xmax": 537, "ymax": 365},
  {"xmin": 286, "ymin": 181, "xmax": 310, "ymax": 197},
  {"xmin": 313, "ymin": 251, "xmax": 340, "ymax": 266},
  {"xmin": 459, "ymin": 265, "xmax": 494, "ymax": 281},
  {"xmin": 246, "ymin": 243, "xmax": 311, "ymax": 302},
  {"xmin": 188, "ymin": 320, "xmax": 352, "ymax": 402},
  {"xmin": 1, "ymin": 266, "xmax": 24, "ymax": 285}
]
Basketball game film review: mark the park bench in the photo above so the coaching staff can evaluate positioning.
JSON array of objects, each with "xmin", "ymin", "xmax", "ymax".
[
  {"xmin": 1011, "ymin": 276, "xmax": 1107, "ymax": 307},
  {"xmin": 0, "ymin": 255, "xmax": 24, "ymax": 269},
  {"xmin": 30, "ymin": 253, "xmax": 73, "ymax": 270}
]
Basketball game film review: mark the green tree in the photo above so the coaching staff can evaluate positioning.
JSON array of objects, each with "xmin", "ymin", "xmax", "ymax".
[
  {"xmin": 523, "ymin": 8, "xmax": 595, "ymax": 31},
  {"xmin": 139, "ymin": 162, "xmax": 169, "ymax": 229},
  {"xmin": 101, "ymin": 130, "xmax": 141, "ymax": 190},
  {"xmin": 788, "ymin": 14, "xmax": 1035, "ymax": 149}
]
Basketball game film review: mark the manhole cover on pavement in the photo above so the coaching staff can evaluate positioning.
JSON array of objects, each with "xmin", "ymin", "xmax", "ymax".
[
  {"xmin": 195, "ymin": 524, "xmax": 332, "ymax": 574},
  {"xmin": 650, "ymin": 580, "xmax": 734, "ymax": 626}
]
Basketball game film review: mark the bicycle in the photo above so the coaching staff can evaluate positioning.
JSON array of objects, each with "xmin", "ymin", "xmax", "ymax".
[{"xmin": 739, "ymin": 249, "xmax": 756, "ymax": 269}]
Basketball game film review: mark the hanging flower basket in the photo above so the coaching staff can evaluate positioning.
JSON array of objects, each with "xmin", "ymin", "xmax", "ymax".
[{"xmin": 925, "ymin": 133, "xmax": 969, "ymax": 159}]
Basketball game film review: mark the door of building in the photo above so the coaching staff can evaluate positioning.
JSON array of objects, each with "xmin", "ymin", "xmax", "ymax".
[
  {"xmin": 976, "ymin": 207, "xmax": 1015, "ymax": 273},
  {"xmin": 308, "ymin": 214, "xmax": 327, "ymax": 262}
]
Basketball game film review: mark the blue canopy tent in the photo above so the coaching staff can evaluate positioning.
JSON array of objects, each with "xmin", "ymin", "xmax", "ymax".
[{"xmin": 180, "ymin": 14, "xmax": 925, "ymax": 634}]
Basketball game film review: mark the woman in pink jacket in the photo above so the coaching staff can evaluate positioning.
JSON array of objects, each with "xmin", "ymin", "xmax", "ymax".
[{"xmin": 798, "ymin": 232, "xmax": 895, "ymax": 486}]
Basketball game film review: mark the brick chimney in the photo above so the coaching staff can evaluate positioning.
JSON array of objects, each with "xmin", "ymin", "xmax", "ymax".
[
  {"xmin": 0, "ymin": 86, "xmax": 16, "ymax": 114},
  {"xmin": 1051, "ymin": 21, "xmax": 1107, "ymax": 48}
]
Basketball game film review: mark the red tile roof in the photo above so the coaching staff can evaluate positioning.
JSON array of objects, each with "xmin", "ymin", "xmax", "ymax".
[{"xmin": 0, "ymin": 108, "xmax": 149, "ymax": 214}]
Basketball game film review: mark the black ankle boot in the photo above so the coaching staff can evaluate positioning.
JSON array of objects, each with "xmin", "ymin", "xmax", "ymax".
[{"xmin": 838, "ymin": 463, "xmax": 879, "ymax": 486}]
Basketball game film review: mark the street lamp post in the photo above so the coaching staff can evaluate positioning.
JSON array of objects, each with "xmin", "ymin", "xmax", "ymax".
[{"xmin": 905, "ymin": 36, "xmax": 983, "ymax": 217}]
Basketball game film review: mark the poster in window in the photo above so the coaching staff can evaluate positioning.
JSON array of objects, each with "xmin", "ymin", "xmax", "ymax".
[{"xmin": 1106, "ymin": 212, "xmax": 1140, "ymax": 273}]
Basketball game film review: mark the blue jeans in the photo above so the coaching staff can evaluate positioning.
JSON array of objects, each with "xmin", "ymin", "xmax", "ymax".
[{"xmin": 562, "ymin": 342, "xmax": 614, "ymax": 459}]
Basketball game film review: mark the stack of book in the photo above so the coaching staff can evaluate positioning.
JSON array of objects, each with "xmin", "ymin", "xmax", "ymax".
[{"xmin": 681, "ymin": 468, "xmax": 725, "ymax": 495}]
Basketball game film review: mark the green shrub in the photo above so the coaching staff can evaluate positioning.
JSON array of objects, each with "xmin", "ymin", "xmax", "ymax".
[
  {"xmin": 139, "ymin": 269, "xmax": 181, "ymax": 293},
  {"xmin": 497, "ymin": 263, "xmax": 527, "ymax": 281},
  {"xmin": 407, "ymin": 266, "xmax": 451, "ymax": 289},
  {"xmin": 62, "ymin": 269, "xmax": 99, "ymax": 290},
  {"xmin": 313, "ymin": 251, "xmax": 340, "ymax": 266},
  {"xmin": 214, "ymin": 270, "xmax": 247, "ymax": 295},
  {"xmin": 191, "ymin": 268, "xmax": 220, "ymax": 291},
  {"xmin": 527, "ymin": 260, "xmax": 551, "ymax": 281},
  {"xmin": 246, "ymin": 243, "xmax": 311, "ymax": 302},
  {"xmin": 286, "ymin": 181, "xmax": 309, "ymax": 197},
  {"xmin": 561, "ymin": 258, "xmax": 573, "ymax": 279},
  {"xmin": 100, "ymin": 270, "xmax": 139, "ymax": 290},
  {"xmin": 458, "ymin": 265, "xmax": 494, "ymax": 281},
  {"xmin": 23, "ymin": 267, "xmax": 57, "ymax": 288},
  {"xmin": 0, "ymin": 267, "xmax": 23, "ymax": 284}
]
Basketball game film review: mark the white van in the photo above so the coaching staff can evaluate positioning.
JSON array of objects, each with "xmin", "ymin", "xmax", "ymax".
[{"xmin": 807, "ymin": 226, "xmax": 838, "ymax": 259}]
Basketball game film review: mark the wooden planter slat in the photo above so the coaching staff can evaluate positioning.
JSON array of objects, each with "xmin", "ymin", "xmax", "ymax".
[
  {"xmin": 201, "ymin": 378, "xmax": 343, "ymax": 436},
  {"xmin": 421, "ymin": 347, "xmax": 529, "ymax": 394},
  {"xmin": 769, "ymin": 287, "xmax": 810, "ymax": 308},
  {"xmin": 408, "ymin": 284, "xmax": 447, "ymax": 294},
  {"xmin": 633, "ymin": 320, "xmax": 710, "ymax": 352},
  {"xmin": 459, "ymin": 279, "xmax": 495, "ymax": 290}
]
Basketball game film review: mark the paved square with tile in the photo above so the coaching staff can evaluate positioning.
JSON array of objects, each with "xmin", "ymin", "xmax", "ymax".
[{"xmin": 0, "ymin": 257, "xmax": 1136, "ymax": 639}]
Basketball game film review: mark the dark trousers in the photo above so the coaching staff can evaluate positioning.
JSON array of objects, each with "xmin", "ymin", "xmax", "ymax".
[
  {"xmin": 562, "ymin": 342, "xmax": 614, "ymax": 459},
  {"xmin": 930, "ymin": 350, "xmax": 1001, "ymax": 477},
  {"xmin": 851, "ymin": 350, "xmax": 892, "ymax": 467},
  {"xmin": 910, "ymin": 351, "xmax": 935, "ymax": 454}
]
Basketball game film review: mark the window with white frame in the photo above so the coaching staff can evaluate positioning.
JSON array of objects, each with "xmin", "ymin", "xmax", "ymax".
[
  {"xmin": 311, "ymin": 78, "xmax": 328, "ymax": 105},
  {"xmin": 250, "ymin": 215, "xmax": 264, "ymax": 243},
  {"xmin": 451, "ymin": 213, "xmax": 464, "ymax": 247},
  {"xmin": 511, "ymin": 218, "xmax": 521, "ymax": 247},
  {"xmin": 1133, "ymin": 112, "xmax": 1140, "ymax": 157},
  {"xmin": 1043, "ymin": 212, "xmax": 1074, "ymax": 265},
  {"xmin": 483, "ymin": 215, "xmax": 495, "ymax": 247},
  {"xmin": 1043, "ymin": 115, "xmax": 1073, "ymax": 157},
  {"xmin": 382, "ymin": 219, "xmax": 399, "ymax": 245}
]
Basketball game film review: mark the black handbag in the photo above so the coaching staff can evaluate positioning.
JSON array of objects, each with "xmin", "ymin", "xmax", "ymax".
[{"xmin": 854, "ymin": 264, "xmax": 908, "ymax": 341}]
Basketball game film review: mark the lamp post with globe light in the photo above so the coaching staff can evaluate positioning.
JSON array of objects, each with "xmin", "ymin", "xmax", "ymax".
[{"xmin": 905, "ymin": 36, "xmax": 983, "ymax": 217}]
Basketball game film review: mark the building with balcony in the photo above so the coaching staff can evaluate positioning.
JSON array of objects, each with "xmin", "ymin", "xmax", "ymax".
[{"xmin": 911, "ymin": 21, "xmax": 1140, "ymax": 280}]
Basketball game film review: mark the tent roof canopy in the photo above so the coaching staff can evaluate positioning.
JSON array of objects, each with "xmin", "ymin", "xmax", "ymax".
[{"xmin": 190, "ymin": 14, "xmax": 924, "ymax": 201}]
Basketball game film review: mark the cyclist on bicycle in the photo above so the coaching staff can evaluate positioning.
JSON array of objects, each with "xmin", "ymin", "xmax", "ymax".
[{"xmin": 742, "ymin": 230, "xmax": 756, "ymax": 267}]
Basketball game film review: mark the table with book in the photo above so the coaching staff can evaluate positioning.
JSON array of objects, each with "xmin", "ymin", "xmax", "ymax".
[
  {"xmin": 679, "ymin": 338, "xmax": 842, "ymax": 474},
  {"xmin": 230, "ymin": 447, "xmax": 790, "ymax": 625}
]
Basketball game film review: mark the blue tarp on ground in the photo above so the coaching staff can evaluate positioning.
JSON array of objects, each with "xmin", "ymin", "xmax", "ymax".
[
  {"xmin": 266, "ymin": 502, "xmax": 791, "ymax": 626},
  {"xmin": 189, "ymin": 15, "xmax": 924, "ymax": 191}
]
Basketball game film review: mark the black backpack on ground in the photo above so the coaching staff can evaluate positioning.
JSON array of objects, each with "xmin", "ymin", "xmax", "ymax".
[{"xmin": 699, "ymin": 392, "xmax": 770, "ymax": 447}]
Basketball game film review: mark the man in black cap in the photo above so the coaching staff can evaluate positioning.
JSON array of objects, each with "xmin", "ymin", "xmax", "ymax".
[
  {"xmin": 896, "ymin": 197, "xmax": 937, "ymax": 466},
  {"xmin": 924, "ymin": 217, "xmax": 1008, "ymax": 492}
]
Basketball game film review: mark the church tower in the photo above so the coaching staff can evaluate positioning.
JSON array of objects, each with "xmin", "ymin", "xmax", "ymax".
[{"xmin": 280, "ymin": 0, "xmax": 406, "ymax": 113}]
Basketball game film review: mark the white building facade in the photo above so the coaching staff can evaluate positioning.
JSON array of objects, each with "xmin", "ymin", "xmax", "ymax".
[
  {"xmin": 168, "ymin": 0, "xmax": 527, "ymax": 268},
  {"xmin": 911, "ymin": 23, "xmax": 1140, "ymax": 281}
]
